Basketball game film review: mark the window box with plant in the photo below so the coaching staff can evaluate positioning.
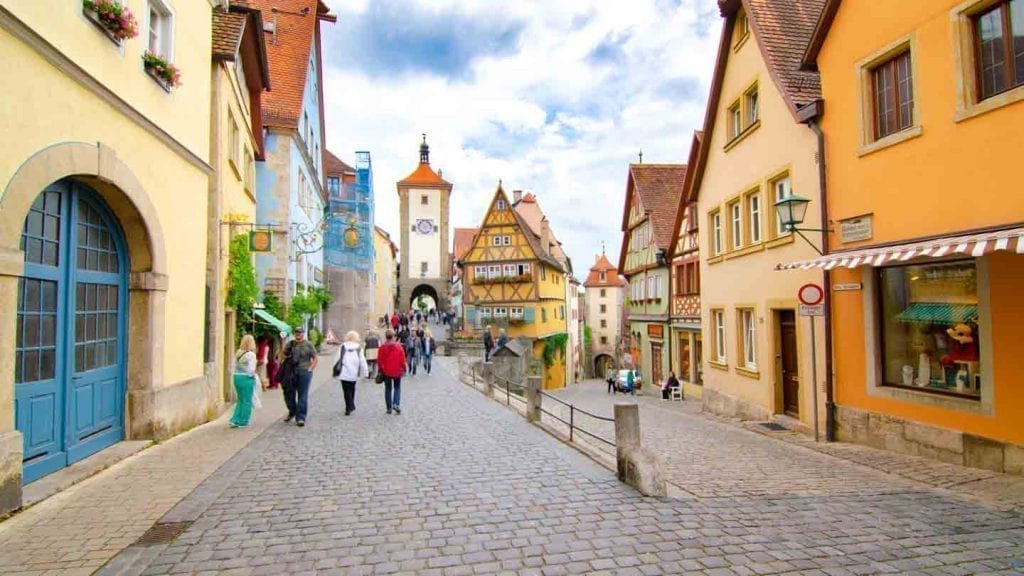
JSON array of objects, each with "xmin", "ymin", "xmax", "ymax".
[
  {"xmin": 142, "ymin": 51, "xmax": 181, "ymax": 91},
  {"xmin": 83, "ymin": 0, "xmax": 139, "ymax": 45}
]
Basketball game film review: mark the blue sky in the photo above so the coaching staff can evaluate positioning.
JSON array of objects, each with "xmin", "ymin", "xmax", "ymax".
[{"xmin": 321, "ymin": 0, "xmax": 721, "ymax": 276}]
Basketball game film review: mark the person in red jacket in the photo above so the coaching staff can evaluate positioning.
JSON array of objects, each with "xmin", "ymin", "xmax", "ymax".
[{"xmin": 377, "ymin": 329, "xmax": 407, "ymax": 415}]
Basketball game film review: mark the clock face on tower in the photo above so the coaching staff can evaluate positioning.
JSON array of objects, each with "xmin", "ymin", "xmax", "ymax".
[{"xmin": 416, "ymin": 218, "xmax": 435, "ymax": 235}]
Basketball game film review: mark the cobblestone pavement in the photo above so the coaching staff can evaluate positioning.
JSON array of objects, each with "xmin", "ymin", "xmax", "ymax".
[
  {"xmin": 102, "ymin": 357, "xmax": 1024, "ymax": 575},
  {"xmin": 0, "ymin": 351, "xmax": 339, "ymax": 576},
  {"xmin": 544, "ymin": 380, "xmax": 1024, "ymax": 511}
]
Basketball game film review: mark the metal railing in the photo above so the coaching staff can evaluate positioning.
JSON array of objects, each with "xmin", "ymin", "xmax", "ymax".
[
  {"xmin": 538, "ymin": 390, "xmax": 615, "ymax": 447},
  {"xmin": 493, "ymin": 374, "xmax": 525, "ymax": 407}
]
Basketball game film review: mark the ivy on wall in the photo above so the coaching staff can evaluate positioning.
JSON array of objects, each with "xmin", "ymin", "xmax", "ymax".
[
  {"xmin": 227, "ymin": 234, "xmax": 258, "ymax": 341},
  {"xmin": 542, "ymin": 333, "xmax": 569, "ymax": 368}
]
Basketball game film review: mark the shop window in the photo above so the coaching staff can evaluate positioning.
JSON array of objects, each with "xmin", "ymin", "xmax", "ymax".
[
  {"xmin": 738, "ymin": 308, "xmax": 757, "ymax": 370},
  {"xmin": 877, "ymin": 261, "xmax": 981, "ymax": 399},
  {"xmin": 974, "ymin": 0, "xmax": 1024, "ymax": 101},
  {"xmin": 712, "ymin": 309, "xmax": 726, "ymax": 364},
  {"xmin": 872, "ymin": 50, "xmax": 914, "ymax": 140}
]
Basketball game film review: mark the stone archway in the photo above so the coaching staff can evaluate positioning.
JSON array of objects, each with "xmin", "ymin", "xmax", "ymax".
[
  {"xmin": 0, "ymin": 142, "xmax": 166, "ymax": 505},
  {"xmin": 409, "ymin": 283, "xmax": 439, "ymax": 313},
  {"xmin": 594, "ymin": 353, "xmax": 616, "ymax": 378}
]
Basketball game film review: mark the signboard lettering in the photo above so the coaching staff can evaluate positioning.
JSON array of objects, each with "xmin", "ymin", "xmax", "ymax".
[{"xmin": 840, "ymin": 214, "xmax": 873, "ymax": 243}]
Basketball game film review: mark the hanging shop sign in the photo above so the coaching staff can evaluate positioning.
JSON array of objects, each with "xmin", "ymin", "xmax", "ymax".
[{"xmin": 249, "ymin": 229, "xmax": 273, "ymax": 253}]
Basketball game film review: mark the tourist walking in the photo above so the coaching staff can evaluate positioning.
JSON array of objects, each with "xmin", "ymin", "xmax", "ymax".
[
  {"xmin": 406, "ymin": 329, "xmax": 421, "ymax": 375},
  {"xmin": 282, "ymin": 326, "xmax": 318, "ymax": 427},
  {"xmin": 377, "ymin": 329, "xmax": 407, "ymax": 414},
  {"xmin": 421, "ymin": 329, "xmax": 436, "ymax": 375},
  {"xmin": 364, "ymin": 330, "xmax": 380, "ymax": 378},
  {"xmin": 230, "ymin": 335, "xmax": 258, "ymax": 428},
  {"xmin": 483, "ymin": 325, "xmax": 494, "ymax": 362},
  {"xmin": 335, "ymin": 331, "xmax": 369, "ymax": 415},
  {"xmin": 390, "ymin": 312, "xmax": 400, "ymax": 331}
]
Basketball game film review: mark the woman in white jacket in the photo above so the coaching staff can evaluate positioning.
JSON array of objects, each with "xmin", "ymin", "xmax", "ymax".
[{"xmin": 335, "ymin": 331, "xmax": 369, "ymax": 415}]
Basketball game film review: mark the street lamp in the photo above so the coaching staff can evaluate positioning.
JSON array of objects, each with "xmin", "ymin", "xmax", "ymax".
[{"xmin": 773, "ymin": 193, "xmax": 828, "ymax": 255}]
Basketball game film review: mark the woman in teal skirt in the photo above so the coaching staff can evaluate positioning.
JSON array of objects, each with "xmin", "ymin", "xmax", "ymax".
[{"xmin": 231, "ymin": 334, "xmax": 258, "ymax": 428}]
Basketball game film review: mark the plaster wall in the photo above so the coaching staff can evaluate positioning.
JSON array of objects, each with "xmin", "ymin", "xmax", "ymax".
[{"xmin": 406, "ymin": 188, "xmax": 443, "ymax": 279}]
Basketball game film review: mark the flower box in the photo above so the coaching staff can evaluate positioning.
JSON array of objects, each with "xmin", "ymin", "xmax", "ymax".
[
  {"xmin": 142, "ymin": 51, "xmax": 181, "ymax": 91},
  {"xmin": 83, "ymin": 0, "xmax": 139, "ymax": 45}
]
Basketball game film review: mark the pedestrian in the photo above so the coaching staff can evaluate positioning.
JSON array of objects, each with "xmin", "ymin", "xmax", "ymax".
[
  {"xmin": 282, "ymin": 326, "xmax": 318, "ymax": 427},
  {"xmin": 335, "ymin": 331, "xmax": 369, "ymax": 415},
  {"xmin": 661, "ymin": 371, "xmax": 681, "ymax": 400},
  {"xmin": 497, "ymin": 328, "xmax": 509, "ymax": 350},
  {"xmin": 230, "ymin": 335, "xmax": 258, "ymax": 428},
  {"xmin": 390, "ymin": 312, "xmax": 400, "ymax": 331},
  {"xmin": 422, "ymin": 329, "xmax": 436, "ymax": 375},
  {"xmin": 256, "ymin": 336, "xmax": 270, "ymax": 390},
  {"xmin": 406, "ymin": 329, "xmax": 420, "ymax": 375},
  {"xmin": 606, "ymin": 368, "xmax": 617, "ymax": 394},
  {"xmin": 364, "ymin": 330, "xmax": 381, "ymax": 379},
  {"xmin": 626, "ymin": 369, "xmax": 635, "ymax": 395},
  {"xmin": 483, "ymin": 325, "xmax": 494, "ymax": 362},
  {"xmin": 377, "ymin": 329, "xmax": 407, "ymax": 414}
]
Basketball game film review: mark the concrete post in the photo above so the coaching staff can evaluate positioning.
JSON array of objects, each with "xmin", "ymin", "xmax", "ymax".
[
  {"xmin": 525, "ymin": 376, "xmax": 542, "ymax": 423},
  {"xmin": 482, "ymin": 362, "xmax": 494, "ymax": 396},
  {"xmin": 614, "ymin": 403, "xmax": 666, "ymax": 497}
]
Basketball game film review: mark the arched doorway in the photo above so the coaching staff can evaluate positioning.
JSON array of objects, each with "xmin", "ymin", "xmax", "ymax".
[
  {"xmin": 15, "ymin": 179, "xmax": 128, "ymax": 483},
  {"xmin": 594, "ymin": 354, "xmax": 615, "ymax": 378},
  {"xmin": 409, "ymin": 283, "xmax": 439, "ymax": 314}
]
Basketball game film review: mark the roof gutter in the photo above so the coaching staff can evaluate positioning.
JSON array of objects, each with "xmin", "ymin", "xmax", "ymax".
[{"xmin": 798, "ymin": 98, "xmax": 835, "ymax": 442}]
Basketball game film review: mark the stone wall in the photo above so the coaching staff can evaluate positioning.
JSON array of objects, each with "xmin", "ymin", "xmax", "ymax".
[
  {"xmin": 836, "ymin": 405, "xmax": 1024, "ymax": 476},
  {"xmin": 702, "ymin": 387, "xmax": 772, "ymax": 422}
]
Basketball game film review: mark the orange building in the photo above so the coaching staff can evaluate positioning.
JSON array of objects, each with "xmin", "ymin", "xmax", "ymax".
[{"xmin": 785, "ymin": 0, "xmax": 1024, "ymax": 473}]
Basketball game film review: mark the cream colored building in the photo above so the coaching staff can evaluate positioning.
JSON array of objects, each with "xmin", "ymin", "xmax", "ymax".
[
  {"xmin": 584, "ymin": 254, "xmax": 626, "ymax": 377},
  {"xmin": 0, "ymin": 0, "xmax": 219, "ymax": 511},
  {"xmin": 692, "ymin": 0, "xmax": 827, "ymax": 434},
  {"xmin": 373, "ymin": 226, "xmax": 398, "ymax": 322}
]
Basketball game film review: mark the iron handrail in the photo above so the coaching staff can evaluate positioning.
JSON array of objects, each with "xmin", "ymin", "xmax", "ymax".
[
  {"xmin": 537, "ymin": 390, "xmax": 615, "ymax": 446},
  {"xmin": 538, "ymin": 390, "xmax": 614, "ymax": 421}
]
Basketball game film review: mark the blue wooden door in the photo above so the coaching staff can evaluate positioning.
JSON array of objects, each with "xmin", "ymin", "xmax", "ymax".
[{"xmin": 15, "ymin": 180, "xmax": 127, "ymax": 484}]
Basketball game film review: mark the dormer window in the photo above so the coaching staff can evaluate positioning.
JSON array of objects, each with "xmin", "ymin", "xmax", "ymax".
[
  {"xmin": 599, "ymin": 272, "xmax": 606, "ymax": 281},
  {"xmin": 496, "ymin": 200, "xmax": 506, "ymax": 211}
]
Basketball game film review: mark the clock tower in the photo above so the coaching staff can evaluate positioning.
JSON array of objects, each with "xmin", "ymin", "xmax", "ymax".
[{"xmin": 397, "ymin": 135, "xmax": 452, "ymax": 312}]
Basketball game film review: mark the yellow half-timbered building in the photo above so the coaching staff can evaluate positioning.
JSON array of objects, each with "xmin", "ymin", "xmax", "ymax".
[{"xmin": 462, "ymin": 185, "xmax": 569, "ymax": 389}]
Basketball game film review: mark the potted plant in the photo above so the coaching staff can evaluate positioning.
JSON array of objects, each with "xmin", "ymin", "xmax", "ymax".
[
  {"xmin": 142, "ymin": 51, "xmax": 182, "ymax": 90},
  {"xmin": 83, "ymin": 0, "xmax": 139, "ymax": 43}
]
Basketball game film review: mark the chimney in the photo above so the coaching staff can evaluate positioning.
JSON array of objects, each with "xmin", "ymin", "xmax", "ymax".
[
  {"xmin": 541, "ymin": 218, "xmax": 552, "ymax": 256},
  {"xmin": 513, "ymin": 189, "xmax": 522, "ymax": 203},
  {"xmin": 438, "ymin": 169, "xmax": 443, "ymax": 178}
]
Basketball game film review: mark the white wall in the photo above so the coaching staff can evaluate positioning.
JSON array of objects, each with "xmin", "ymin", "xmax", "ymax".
[{"xmin": 407, "ymin": 187, "xmax": 443, "ymax": 278}]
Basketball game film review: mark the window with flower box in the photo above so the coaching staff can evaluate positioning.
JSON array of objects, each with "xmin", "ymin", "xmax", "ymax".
[
  {"xmin": 510, "ymin": 307, "xmax": 524, "ymax": 319},
  {"xmin": 147, "ymin": 0, "xmax": 174, "ymax": 60}
]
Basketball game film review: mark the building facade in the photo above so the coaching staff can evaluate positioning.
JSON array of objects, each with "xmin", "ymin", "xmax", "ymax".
[
  {"xmin": 252, "ymin": 0, "xmax": 334, "ymax": 320},
  {"xmin": 372, "ymin": 226, "xmax": 398, "ymax": 321},
  {"xmin": 692, "ymin": 0, "xmax": 827, "ymax": 433},
  {"xmin": 619, "ymin": 164, "xmax": 686, "ymax": 390},
  {"xmin": 788, "ymin": 0, "xmax": 1024, "ymax": 472},
  {"xmin": 397, "ymin": 136, "xmax": 452, "ymax": 313},
  {"xmin": 583, "ymin": 255, "xmax": 627, "ymax": 378},
  {"xmin": 669, "ymin": 135, "xmax": 704, "ymax": 399},
  {"xmin": 0, "ymin": 0, "xmax": 219, "ymax": 510},
  {"xmin": 323, "ymin": 150, "xmax": 375, "ymax": 334},
  {"xmin": 462, "ymin": 186, "xmax": 570, "ymax": 389},
  {"xmin": 450, "ymin": 227, "xmax": 478, "ymax": 326}
]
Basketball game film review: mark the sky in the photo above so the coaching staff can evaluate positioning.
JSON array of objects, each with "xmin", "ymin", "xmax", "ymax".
[{"xmin": 321, "ymin": 0, "xmax": 722, "ymax": 276}]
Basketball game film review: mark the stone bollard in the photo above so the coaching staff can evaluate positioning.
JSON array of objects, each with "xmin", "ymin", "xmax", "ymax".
[
  {"xmin": 614, "ymin": 403, "xmax": 666, "ymax": 497},
  {"xmin": 525, "ymin": 376, "xmax": 542, "ymax": 423},
  {"xmin": 482, "ymin": 362, "xmax": 494, "ymax": 396}
]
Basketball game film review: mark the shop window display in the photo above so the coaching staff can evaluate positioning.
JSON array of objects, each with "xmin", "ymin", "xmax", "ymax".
[{"xmin": 878, "ymin": 261, "xmax": 980, "ymax": 398}]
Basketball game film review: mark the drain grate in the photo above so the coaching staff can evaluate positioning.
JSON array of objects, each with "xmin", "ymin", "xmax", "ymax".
[
  {"xmin": 757, "ymin": 422, "xmax": 788, "ymax": 432},
  {"xmin": 134, "ymin": 521, "xmax": 193, "ymax": 546}
]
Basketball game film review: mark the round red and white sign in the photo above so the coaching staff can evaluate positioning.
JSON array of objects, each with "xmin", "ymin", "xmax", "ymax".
[{"xmin": 798, "ymin": 283, "xmax": 824, "ymax": 306}]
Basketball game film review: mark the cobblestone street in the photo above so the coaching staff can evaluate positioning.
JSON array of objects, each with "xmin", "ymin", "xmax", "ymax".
[{"xmin": 77, "ymin": 357, "xmax": 1024, "ymax": 575}]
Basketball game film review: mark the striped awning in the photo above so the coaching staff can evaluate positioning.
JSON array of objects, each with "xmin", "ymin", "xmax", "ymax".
[
  {"xmin": 776, "ymin": 227, "xmax": 1024, "ymax": 271},
  {"xmin": 895, "ymin": 303, "xmax": 978, "ymax": 324}
]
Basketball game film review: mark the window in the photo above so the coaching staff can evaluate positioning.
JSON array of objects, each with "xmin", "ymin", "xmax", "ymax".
[
  {"xmin": 745, "ymin": 86, "xmax": 759, "ymax": 125},
  {"xmin": 502, "ymin": 235, "xmax": 512, "ymax": 246},
  {"xmin": 492, "ymin": 236, "xmax": 501, "ymax": 247},
  {"xmin": 600, "ymin": 319, "xmax": 607, "ymax": 328},
  {"xmin": 877, "ymin": 261, "xmax": 981, "ymax": 398},
  {"xmin": 540, "ymin": 266, "xmax": 547, "ymax": 280},
  {"xmin": 560, "ymin": 306, "xmax": 565, "ymax": 320},
  {"xmin": 243, "ymin": 147, "xmax": 254, "ymax": 193},
  {"xmin": 229, "ymin": 117, "xmax": 241, "ymax": 175},
  {"xmin": 974, "ymin": 0, "xmax": 1024, "ymax": 100},
  {"xmin": 510, "ymin": 307, "xmax": 524, "ymax": 319},
  {"xmin": 735, "ymin": 9, "xmax": 750, "ymax": 45},
  {"xmin": 710, "ymin": 210, "xmax": 723, "ymax": 256},
  {"xmin": 600, "ymin": 336, "xmax": 608, "ymax": 345},
  {"xmin": 600, "ymin": 288, "xmax": 606, "ymax": 297},
  {"xmin": 479, "ymin": 307, "xmax": 492, "ymax": 322},
  {"xmin": 516, "ymin": 263, "xmax": 531, "ymax": 276},
  {"xmin": 421, "ymin": 195, "xmax": 428, "ymax": 205},
  {"xmin": 503, "ymin": 264, "xmax": 516, "ymax": 277},
  {"xmin": 747, "ymin": 192, "xmax": 761, "ymax": 244},
  {"xmin": 600, "ymin": 304, "xmax": 607, "ymax": 313},
  {"xmin": 729, "ymin": 201, "xmax": 742, "ymax": 250},
  {"xmin": 676, "ymin": 261, "xmax": 699, "ymax": 295},
  {"xmin": 712, "ymin": 309, "xmax": 726, "ymax": 363},
  {"xmin": 488, "ymin": 265, "xmax": 500, "ymax": 279},
  {"xmin": 328, "ymin": 177, "xmax": 340, "ymax": 197},
  {"xmin": 474, "ymin": 265, "xmax": 486, "ymax": 280},
  {"xmin": 420, "ymin": 261, "xmax": 428, "ymax": 274},
  {"xmin": 872, "ymin": 51, "xmax": 914, "ymax": 139},
  {"xmin": 728, "ymin": 101, "xmax": 742, "ymax": 140},
  {"xmin": 772, "ymin": 175, "xmax": 792, "ymax": 237},
  {"xmin": 496, "ymin": 199, "xmax": 506, "ymax": 211},
  {"xmin": 541, "ymin": 308, "xmax": 547, "ymax": 322},
  {"xmin": 147, "ymin": 0, "xmax": 174, "ymax": 60},
  {"xmin": 739, "ymin": 309, "xmax": 757, "ymax": 370},
  {"xmin": 599, "ymin": 272, "xmax": 606, "ymax": 281},
  {"xmin": 494, "ymin": 307, "xmax": 508, "ymax": 318}
]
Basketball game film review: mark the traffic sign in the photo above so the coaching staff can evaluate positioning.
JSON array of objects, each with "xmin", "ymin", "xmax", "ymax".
[
  {"xmin": 799, "ymin": 304, "xmax": 824, "ymax": 316},
  {"xmin": 798, "ymin": 283, "xmax": 824, "ymax": 306}
]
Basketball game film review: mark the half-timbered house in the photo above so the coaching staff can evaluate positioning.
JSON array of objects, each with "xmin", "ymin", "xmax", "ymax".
[{"xmin": 669, "ymin": 132, "xmax": 705, "ymax": 398}]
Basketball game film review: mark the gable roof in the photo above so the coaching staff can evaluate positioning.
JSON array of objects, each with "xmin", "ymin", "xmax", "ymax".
[
  {"xmin": 212, "ymin": 10, "xmax": 246, "ymax": 59},
  {"xmin": 669, "ymin": 131, "xmax": 704, "ymax": 258},
  {"xmin": 584, "ymin": 254, "xmax": 627, "ymax": 288},
  {"xmin": 248, "ymin": 0, "xmax": 333, "ymax": 129},
  {"xmin": 453, "ymin": 228, "xmax": 478, "ymax": 263},
  {"xmin": 513, "ymin": 193, "xmax": 569, "ymax": 270},
  {"xmin": 398, "ymin": 163, "xmax": 452, "ymax": 187},
  {"xmin": 625, "ymin": 163, "xmax": 688, "ymax": 245},
  {"xmin": 324, "ymin": 149, "xmax": 354, "ymax": 176},
  {"xmin": 801, "ymin": 0, "xmax": 842, "ymax": 70}
]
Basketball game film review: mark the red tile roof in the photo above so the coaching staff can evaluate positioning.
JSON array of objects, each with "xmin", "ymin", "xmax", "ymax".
[
  {"xmin": 744, "ymin": 0, "xmax": 826, "ymax": 112},
  {"xmin": 583, "ymin": 254, "xmax": 627, "ymax": 288},
  {"xmin": 324, "ymin": 149, "xmax": 354, "ymax": 176},
  {"xmin": 453, "ymin": 228, "xmax": 478, "ymax": 263},
  {"xmin": 398, "ymin": 163, "xmax": 452, "ymax": 187},
  {"xmin": 247, "ymin": 0, "xmax": 330, "ymax": 129},
  {"xmin": 628, "ymin": 164, "xmax": 688, "ymax": 251},
  {"xmin": 212, "ymin": 10, "xmax": 246, "ymax": 59}
]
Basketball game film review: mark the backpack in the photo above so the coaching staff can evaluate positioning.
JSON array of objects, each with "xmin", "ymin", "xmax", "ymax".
[{"xmin": 332, "ymin": 346, "xmax": 349, "ymax": 378}]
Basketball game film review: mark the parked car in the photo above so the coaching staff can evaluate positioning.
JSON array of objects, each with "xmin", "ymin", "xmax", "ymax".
[{"xmin": 611, "ymin": 369, "xmax": 641, "ymax": 394}]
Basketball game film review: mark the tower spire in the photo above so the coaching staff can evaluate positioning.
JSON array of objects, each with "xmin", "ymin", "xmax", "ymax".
[{"xmin": 419, "ymin": 133, "xmax": 430, "ymax": 164}]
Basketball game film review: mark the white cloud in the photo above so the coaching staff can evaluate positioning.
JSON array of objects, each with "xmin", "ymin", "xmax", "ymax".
[{"xmin": 322, "ymin": 0, "xmax": 721, "ymax": 276}]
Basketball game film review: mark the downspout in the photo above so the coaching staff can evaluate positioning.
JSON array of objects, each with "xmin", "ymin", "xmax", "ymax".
[{"xmin": 804, "ymin": 102, "xmax": 836, "ymax": 442}]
